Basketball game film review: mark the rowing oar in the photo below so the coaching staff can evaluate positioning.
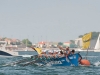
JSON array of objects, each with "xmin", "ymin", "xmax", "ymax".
[
  {"xmin": 22, "ymin": 56, "xmax": 54, "ymax": 66},
  {"xmin": 2, "ymin": 55, "xmax": 38, "ymax": 66},
  {"xmin": 22, "ymin": 60, "xmax": 37, "ymax": 66},
  {"xmin": 10, "ymin": 47, "xmax": 39, "ymax": 66},
  {"xmin": 16, "ymin": 46, "xmax": 40, "ymax": 65},
  {"xmin": 22, "ymin": 57, "xmax": 45, "ymax": 66},
  {"xmin": 2, "ymin": 47, "xmax": 39, "ymax": 66}
]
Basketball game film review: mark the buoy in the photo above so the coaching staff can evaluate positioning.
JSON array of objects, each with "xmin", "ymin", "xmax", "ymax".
[{"xmin": 80, "ymin": 59, "xmax": 90, "ymax": 66}]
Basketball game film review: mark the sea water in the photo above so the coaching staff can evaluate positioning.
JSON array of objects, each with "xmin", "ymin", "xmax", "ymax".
[{"xmin": 0, "ymin": 51, "xmax": 100, "ymax": 75}]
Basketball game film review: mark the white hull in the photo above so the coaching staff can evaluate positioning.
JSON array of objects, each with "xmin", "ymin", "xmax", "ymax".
[
  {"xmin": 94, "ymin": 50, "xmax": 100, "ymax": 52},
  {"xmin": 0, "ymin": 41, "xmax": 19, "ymax": 56},
  {"xmin": 0, "ymin": 49, "xmax": 19, "ymax": 56},
  {"xmin": 0, "ymin": 55, "xmax": 18, "ymax": 57}
]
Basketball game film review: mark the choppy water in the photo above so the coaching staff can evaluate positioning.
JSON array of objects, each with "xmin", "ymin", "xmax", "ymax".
[{"xmin": 0, "ymin": 51, "xmax": 100, "ymax": 75}]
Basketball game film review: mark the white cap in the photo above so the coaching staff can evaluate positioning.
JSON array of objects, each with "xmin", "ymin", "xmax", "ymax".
[
  {"xmin": 42, "ymin": 49, "xmax": 47, "ymax": 52},
  {"xmin": 54, "ymin": 50, "xmax": 59, "ymax": 52},
  {"xmin": 58, "ymin": 52, "xmax": 61, "ymax": 54},
  {"xmin": 48, "ymin": 50, "xmax": 54, "ymax": 53},
  {"xmin": 56, "ymin": 49, "xmax": 61, "ymax": 52}
]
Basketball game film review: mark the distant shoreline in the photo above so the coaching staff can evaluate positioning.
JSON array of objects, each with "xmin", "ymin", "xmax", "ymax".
[{"xmin": 13, "ymin": 48, "xmax": 95, "ymax": 52}]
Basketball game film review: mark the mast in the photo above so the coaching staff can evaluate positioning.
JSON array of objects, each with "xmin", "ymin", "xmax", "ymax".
[{"xmin": 25, "ymin": 39, "xmax": 28, "ymax": 51}]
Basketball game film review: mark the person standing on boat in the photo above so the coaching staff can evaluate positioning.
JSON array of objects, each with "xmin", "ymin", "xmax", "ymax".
[
  {"xmin": 70, "ymin": 49, "xmax": 75, "ymax": 54},
  {"xmin": 70, "ymin": 49, "xmax": 82, "ymax": 64}
]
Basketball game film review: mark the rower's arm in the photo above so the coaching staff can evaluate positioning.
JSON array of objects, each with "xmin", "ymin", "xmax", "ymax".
[
  {"xmin": 58, "ymin": 45, "xmax": 66, "ymax": 50},
  {"xmin": 61, "ymin": 48, "xmax": 66, "ymax": 51},
  {"xmin": 66, "ymin": 50, "xmax": 71, "ymax": 56},
  {"xmin": 30, "ymin": 46, "xmax": 36, "ymax": 51}
]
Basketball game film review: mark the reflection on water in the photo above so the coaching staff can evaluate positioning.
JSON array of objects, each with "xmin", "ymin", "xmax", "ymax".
[{"xmin": 0, "ymin": 51, "xmax": 100, "ymax": 75}]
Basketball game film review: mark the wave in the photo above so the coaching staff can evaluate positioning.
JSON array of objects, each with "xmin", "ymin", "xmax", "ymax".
[{"xmin": 82, "ymin": 56, "xmax": 98, "ymax": 57}]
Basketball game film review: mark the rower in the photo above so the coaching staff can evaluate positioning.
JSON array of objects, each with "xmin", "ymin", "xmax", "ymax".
[
  {"xmin": 47, "ymin": 49, "xmax": 54, "ymax": 57},
  {"xmin": 41, "ymin": 49, "xmax": 47, "ymax": 57},
  {"xmin": 57, "ymin": 50, "xmax": 65, "ymax": 57},
  {"xmin": 53, "ymin": 50, "xmax": 59, "ymax": 57},
  {"xmin": 71, "ymin": 49, "xmax": 75, "ymax": 54},
  {"xmin": 58, "ymin": 46, "xmax": 71, "ymax": 57}
]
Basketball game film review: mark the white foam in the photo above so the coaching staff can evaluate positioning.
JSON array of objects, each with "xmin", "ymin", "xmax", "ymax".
[
  {"xmin": 19, "ymin": 55, "xmax": 33, "ymax": 57},
  {"xmin": 94, "ymin": 61, "xmax": 100, "ymax": 67}
]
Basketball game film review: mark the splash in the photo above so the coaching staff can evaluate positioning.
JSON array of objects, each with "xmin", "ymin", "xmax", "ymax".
[{"xmin": 94, "ymin": 61, "xmax": 100, "ymax": 67}]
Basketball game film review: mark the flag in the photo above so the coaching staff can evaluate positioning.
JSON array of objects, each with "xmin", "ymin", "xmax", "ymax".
[
  {"xmin": 82, "ymin": 32, "xmax": 92, "ymax": 49},
  {"xmin": 35, "ymin": 48, "xmax": 42, "ymax": 55}
]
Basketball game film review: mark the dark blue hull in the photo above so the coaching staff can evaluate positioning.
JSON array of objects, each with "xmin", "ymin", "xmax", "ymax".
[
  {"xmin": 36, "ymin": 53, "xmax": 80, "ymax": 66},
  {"xmin": 51, "ymin": 53, "xmax": 79, "ymax": 66},
  {"xmin": 0, "ymin": 50, "xmax": 12, "ymax": 56}
]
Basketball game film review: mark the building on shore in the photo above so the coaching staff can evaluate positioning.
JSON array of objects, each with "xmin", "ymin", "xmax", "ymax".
[{"xmin": 75, "ymin": 38, "xmax": 83, "ymax": 48}]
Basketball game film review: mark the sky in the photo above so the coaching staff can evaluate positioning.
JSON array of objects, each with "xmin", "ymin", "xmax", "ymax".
[{"xmin": 0, "ymin": 0, "xmax": 100, "ymax": 43}]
